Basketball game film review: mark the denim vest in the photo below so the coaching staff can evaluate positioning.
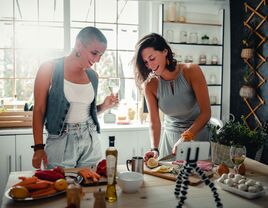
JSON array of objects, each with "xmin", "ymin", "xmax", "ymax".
[{"xmin": 44, "ymin": 57, "xmax": 100, "ymax": 135}]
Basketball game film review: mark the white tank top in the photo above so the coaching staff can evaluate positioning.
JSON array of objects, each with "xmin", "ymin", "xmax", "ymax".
[{"xmin": 64, "ymin": 79, "xmax": 94, "ymax": 123}]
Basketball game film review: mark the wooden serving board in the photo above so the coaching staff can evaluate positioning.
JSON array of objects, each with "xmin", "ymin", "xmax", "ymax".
[
  {"xmin": 144, "ymin": 165, "xmax": 214, "ymax": 186},
  {"xmin": 0, "ymin": 111, "xmax": 32, "ymax": 128}
]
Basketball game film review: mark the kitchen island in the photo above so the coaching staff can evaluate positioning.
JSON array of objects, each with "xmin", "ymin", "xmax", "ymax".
[{"xmin": 1, "ymin": 166, "xmax": 268, "ymax": 208}]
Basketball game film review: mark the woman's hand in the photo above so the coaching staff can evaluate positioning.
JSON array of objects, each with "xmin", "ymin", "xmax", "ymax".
[
  {"xmin": 32, "ymin": 150, "xmax": 48, "ymax": 169},
  {"xmin": 144, "ymin": 149, "xmax": 158, "ymax": 162},
  {"xmin": 172, "ymin": 130, "xmax": 194, "ymax": 155},
  {"xmin": 172, "ymin": 137, "xmax": 185, "ymax": 155},
  {"xmin": 103, "ymin": 93, "xmax": 119, "ymax": 109}
]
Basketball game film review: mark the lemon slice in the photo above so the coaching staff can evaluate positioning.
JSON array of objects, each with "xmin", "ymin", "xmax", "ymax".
[
  {"xmin": 146, "ymin": 158, "xmax": 159, "ymax": 168},
  {"xmin": 155, "ymin": 165, "xmax": 173, "ymax": 173}
]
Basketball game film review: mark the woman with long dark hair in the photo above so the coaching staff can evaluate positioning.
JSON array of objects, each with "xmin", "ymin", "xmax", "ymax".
[{"xmin": 133, "ymin": 33, "xmax": 211, "ymax": 161}]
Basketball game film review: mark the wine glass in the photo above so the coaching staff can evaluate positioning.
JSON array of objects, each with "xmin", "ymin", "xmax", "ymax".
[
  {"xmin": 108, "ymin": 78, "xmax": 120, "ymax": 95},
  {"xmin": 108, "ymin": 78, "xmax": 120, "ymax": 111},
  {"xmin": 230, "ymin": 145, "xmax": 246, "ymax": 172}
]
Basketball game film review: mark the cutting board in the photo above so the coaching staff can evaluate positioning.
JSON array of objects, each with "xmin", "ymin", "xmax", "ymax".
[{"xmin": 144, "ymin": 165, "xmax": 214, "ymax": 186}]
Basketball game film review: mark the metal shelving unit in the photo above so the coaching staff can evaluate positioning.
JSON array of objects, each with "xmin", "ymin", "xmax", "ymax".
[{"xmin": 161, "ymin": 4, "xmax": 225, "ymax": 119}]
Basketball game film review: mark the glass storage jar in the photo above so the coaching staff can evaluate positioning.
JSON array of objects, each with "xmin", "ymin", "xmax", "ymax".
[
  {"xmin": 189, "ymin": 32, "xmax": 198, "ymax": 44},
  {"xmin": 166, "ymin": 29, "xmax": 174, "ymax": 42},
  {"xmin": 180, "ymin": 31, "xmax": 187, "ymax": 43},
  {"xmin": 199, "ymin": 54, "xmax": 207, "ymax": 64},
  {"xmin": 167, "ymin": 2, "xmax": 176, "ymax": 22},
  {"xmin": 211, "ymin": 55, "xmax": 218, "ymax": 65},
  {"xmin": 177, "ymin": 3, "xmax": 186, "ymax": 22}
]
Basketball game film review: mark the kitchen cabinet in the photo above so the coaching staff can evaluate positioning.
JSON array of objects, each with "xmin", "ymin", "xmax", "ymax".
[
  {"xmin": 16, "ymin": 135, "xmax": 36, "ymax": 171},
  {"xmin": 0, "ymin": 135, "xmax": 16, "ymax": 204},
  {"xmin": 99, "ymin": 128, "xmax": 150, "ymax": 165},
  {"xmin": 0, "ymin": 134, "xmax": 46, "ymax": 203},
  {"xmin": 161, "ymin": 3, "xmax": 225, "ymax": 119}
]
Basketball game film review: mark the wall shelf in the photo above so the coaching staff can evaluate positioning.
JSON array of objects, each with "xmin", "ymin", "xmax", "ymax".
[
  {"xmin": 168, "ymin": 42, "xmax": 223, "ymax": 46},
  {"xmin": 199, "ymin": 64, "xmax": 223, "ymax": 66},
  {"xmin": 208, "ymin": 84, "xmax": 222, "ymax": 87},
  {"xmin": 164, "ymin": 21, "xmax": 222, "ymax": 27}
]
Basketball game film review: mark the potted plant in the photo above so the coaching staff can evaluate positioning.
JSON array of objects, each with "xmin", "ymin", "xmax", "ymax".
[
  {"xmin": 241, "ymin": 23, "xmax": 256, "ymax": 59},
  {"xmin": 208, "ymin": 117, "xmax": 267, "ymax": 167},
  {"xmin": 201, "ymin": 34, "xmax": 209, "ymax": 44},
  {"xmin": 239, "ymin": 69, "xmax": 256, "ymax": 99}
]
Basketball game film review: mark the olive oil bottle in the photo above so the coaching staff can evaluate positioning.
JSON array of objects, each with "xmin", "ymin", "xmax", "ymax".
[{"xmin": 105, "ymin": 136, "xmax": 118, "ymax": 202}]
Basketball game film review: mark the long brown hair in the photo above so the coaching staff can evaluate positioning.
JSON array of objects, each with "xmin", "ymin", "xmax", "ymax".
[{"xmin": 133, "ymin": 33, "xmax": 176, "ymax": 89}]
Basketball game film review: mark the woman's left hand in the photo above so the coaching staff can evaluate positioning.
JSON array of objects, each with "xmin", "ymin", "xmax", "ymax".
[
  {"xmin": 172, "ymin": 130, "xmax": 194, "ymax": 154},
  {"xmin": 103, "ymin": 93, "xmax": 119, "ymax": 109},
  {"xmin": 172, "ymin": 137, "xmax": 185, "ymax": 155}
]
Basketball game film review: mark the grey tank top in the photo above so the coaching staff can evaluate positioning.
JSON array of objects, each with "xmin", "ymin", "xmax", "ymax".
[{"xmin": 157, "ymin": 72, "xmax": 200, "ymax": 132}]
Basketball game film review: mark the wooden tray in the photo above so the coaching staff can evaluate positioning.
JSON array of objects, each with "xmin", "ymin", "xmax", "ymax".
[
  {"xmin": 144, "ymin": 165, "xmax": 214, "ymax": 186},
  {"xmin": 0, "ymin": 111, "xmax": 32, "ymax": 128}
]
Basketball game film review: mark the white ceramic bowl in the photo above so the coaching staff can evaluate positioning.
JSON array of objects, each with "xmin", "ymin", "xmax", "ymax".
[{"xmin": 117, "ymin": 171, "xmax": 144, "ymax": 193}]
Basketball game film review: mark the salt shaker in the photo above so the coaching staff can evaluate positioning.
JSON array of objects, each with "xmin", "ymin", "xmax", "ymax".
[{"xmin": 94, "ymin": 188, "xmax": 106, "ymax": 208}]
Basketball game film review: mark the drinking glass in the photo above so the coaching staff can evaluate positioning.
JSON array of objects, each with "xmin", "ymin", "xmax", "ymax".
[
  {"xmin": 108, "ymin": 78, "xmax": 120, "ymax": 95},
  {"xmin": 230, "ymin": 145, "xmax": 246, "ymax": 170}
]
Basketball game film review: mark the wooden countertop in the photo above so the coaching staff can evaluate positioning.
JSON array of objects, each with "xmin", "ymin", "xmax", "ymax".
[{"xmin": 1, "ymin": 166, "xmax": 268, "ymax": 208}]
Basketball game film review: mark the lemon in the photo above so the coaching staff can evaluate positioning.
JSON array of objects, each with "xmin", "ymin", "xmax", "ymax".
[
  {"xmin": 146, "ymin": 158, "xmax": 159, "ymax": 168},
  {"xmin": 9, "ymin": 186, "xmax": 30, "ymax": 199},
  {"xmin": 54, "ymin": 178, "xmax": 68, "ymax": 191}
]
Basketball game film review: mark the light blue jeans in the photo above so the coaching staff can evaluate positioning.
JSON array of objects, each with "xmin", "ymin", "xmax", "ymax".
[{"xmin": 45, "ymin": 118, "xmax": 102, "ymax": 169}]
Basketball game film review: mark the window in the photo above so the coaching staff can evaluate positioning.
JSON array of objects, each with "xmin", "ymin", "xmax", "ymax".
[
  {"xmin": 0, "ymin": 0, "xmax": 64, "ymax": 104},
  {"xmin": 0, "ymin": 0, "xmax": 141, "ymax": 120}
]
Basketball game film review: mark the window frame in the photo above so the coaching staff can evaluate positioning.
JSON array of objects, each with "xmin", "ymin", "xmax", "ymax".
[{"xmin": 0, "ymin": 0, "xmax": 144, "ymax": 121}]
